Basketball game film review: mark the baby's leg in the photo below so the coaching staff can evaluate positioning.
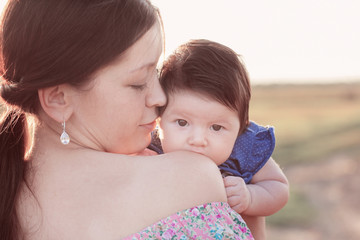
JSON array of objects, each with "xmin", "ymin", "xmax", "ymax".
[{"xmin": 242, "ymin": 215, "xmax": 266, "ymax": 240}]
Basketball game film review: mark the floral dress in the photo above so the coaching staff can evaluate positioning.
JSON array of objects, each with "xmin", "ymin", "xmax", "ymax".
[{"xmin": 123, "ymin": 202, "xmax": 253, "ymax": 240}]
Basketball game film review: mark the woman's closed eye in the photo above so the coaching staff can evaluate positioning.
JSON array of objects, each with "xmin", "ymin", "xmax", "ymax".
[
  {"xmin": 131, "ymin": 83, "xmax": 147, "ymax": 91},
  {"xmin": 210, "ymin": 124, "xmax": 223, "ymax": 131},
  {"xmin": 176, "ymin": 119, "xmax": 188, "ymax": 127}
]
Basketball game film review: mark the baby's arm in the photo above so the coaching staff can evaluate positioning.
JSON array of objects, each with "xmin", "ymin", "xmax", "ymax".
[{"xmin": 224, "ymin": 157, "xmax": 289, "ymax": 216}]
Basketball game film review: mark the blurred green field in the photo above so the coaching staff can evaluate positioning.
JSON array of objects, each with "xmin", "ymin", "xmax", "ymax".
[
  {"xmin": 251, "ymin": 82, "xmax": 360, "ymax": 167},
  {"xmin": 250, "ymin": 82, "xmax": 360, "ymax": 239}
]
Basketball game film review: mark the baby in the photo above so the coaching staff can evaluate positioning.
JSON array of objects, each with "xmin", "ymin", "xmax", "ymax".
[{"xmin": 148, "ymin": 39, "xmax": 289, "ymax": 239}]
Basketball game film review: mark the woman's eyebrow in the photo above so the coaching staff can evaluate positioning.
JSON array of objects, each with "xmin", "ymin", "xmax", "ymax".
[{"xmin": 130, "ymin": 62, "xmax": 156, "ymax": 73}]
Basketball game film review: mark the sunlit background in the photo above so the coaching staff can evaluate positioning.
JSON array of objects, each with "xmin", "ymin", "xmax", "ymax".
[
  {"xmin": 152, "ymin": 0, "xmax": 360, "ymax": 84},
  {"xmin": 1, "ymin": 1, "xmax": 359, "ymax": 239}
]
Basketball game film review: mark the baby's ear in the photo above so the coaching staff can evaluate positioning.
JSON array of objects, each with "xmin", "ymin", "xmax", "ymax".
[{"xmin": 38, "ymin": 84, "xmax": 74, "ymax": 122}]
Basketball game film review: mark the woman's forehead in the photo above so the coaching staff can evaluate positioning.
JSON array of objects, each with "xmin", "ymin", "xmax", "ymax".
[{"xmin": 119, "ymin": 24, "xmax": 163, "ymax": 71}]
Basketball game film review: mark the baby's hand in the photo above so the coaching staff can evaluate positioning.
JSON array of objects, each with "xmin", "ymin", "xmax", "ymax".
[{"xmin": 223, "ymin": 176, "xmax": 251, "ymax": 213}]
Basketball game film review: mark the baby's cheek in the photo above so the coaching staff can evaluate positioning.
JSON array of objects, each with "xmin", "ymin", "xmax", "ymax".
[
  {"xmin": 213, "ymin": 155, "xmax": 228, "ymax": 166},
  {"xmin": 161, "ymin": 132, "xmax": 180, "ymax": 153},
  {"xmin": 213, "ymin": 145, "xmax": 233, "ymax": 165}
]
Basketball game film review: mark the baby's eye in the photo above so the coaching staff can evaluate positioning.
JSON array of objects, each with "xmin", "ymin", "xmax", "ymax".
[
  {"xmin": 210, "ymin": 124, "xmax": 223, "ymax": 131},
  {"xmin": 176, "ymin": 119, "xmax": 188, "ymax": 127}
]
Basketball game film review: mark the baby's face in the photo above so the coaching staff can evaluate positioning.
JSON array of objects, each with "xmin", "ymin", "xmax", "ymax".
[{"xmin": 159, "ymin": 90, "xmax": 240, "ymax": 165}]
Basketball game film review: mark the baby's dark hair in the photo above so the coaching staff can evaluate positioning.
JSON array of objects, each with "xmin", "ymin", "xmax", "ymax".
[{"xmin": 159, "ymin": 39, "xmax": 251, "ymax": 134}]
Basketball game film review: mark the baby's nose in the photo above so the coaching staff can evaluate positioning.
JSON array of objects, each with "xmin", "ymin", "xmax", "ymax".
[{"xmin": 188, "ymin": 130, "xmax": 208, "ymax": 147}]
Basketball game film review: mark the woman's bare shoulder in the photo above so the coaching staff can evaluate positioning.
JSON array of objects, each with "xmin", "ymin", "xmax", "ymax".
[
  {"xmin": 140, "ymin": 151, "xmax": 227, "ymax": 205},
  {"xmin": 85, "ymin": 150, "xmax": 226, "ymax": 203},
  {"xmin": 76, "ymin": 150, "xmax": 227, "ymax": 203},
  {"xmin": 43, "ymin": 150, "xmax": 227, "ymax": 238}
]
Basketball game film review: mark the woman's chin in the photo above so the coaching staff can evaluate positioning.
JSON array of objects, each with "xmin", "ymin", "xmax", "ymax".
[{"xmin": 123, "ymin": 136, "xmax": 152, "ymax": 155}]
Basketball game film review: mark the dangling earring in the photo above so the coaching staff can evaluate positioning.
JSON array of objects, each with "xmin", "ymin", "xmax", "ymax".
[{"xmin": 60, "ymin": 120, "xmax": 70, "ymax": 145}]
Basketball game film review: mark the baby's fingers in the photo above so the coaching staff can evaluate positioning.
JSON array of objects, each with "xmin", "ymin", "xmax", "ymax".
[
  {"xmin": 223, "ymin": 176, "xmax": 245, "ymax": 187},
  {"xmin": 225, "ymin": 185, "xmax": 241, "ymax": 197},
  {"xmin": 227, "ymin": 195, "xmax": 246, "ymax": 213}
]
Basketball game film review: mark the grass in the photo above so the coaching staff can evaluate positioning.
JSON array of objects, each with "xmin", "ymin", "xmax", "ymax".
[
  {"xmin": 250, "ymin": 82, "xmax": 360, "ymax": 166},
  {"xmin": 249, "ymin": 82, "xmax": 360, "ymax": 228},
  {"xmin": 267, "ymin": 187, "xmax": 317, "ymax": 227}
]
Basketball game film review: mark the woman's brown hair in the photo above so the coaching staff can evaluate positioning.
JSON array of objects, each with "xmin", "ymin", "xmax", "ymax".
[{"xmin": 0, "ymin": 0, "xmax": 159, "ymax": 239}]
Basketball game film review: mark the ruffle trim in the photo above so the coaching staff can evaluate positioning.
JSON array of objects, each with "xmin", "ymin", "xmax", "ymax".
[{"xmin": 219, "ymin": 121, "xmax": 275, "ymax": 183}]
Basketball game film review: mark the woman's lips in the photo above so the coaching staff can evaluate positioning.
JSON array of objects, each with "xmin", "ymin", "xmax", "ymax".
[{"xmin": 141, "ymin": 120, "xmax": 157, "ymax": 131}]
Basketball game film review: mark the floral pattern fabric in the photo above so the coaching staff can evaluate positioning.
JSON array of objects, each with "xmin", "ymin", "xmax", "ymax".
[{"xmin": 123, "ymin": 202, "xmax": 253, "ymax": 240}]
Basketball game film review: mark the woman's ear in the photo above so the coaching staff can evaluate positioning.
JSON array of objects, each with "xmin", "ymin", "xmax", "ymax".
[{"xmin": 38, "ymin": 84, "xmax": 74, "ymax": 122}]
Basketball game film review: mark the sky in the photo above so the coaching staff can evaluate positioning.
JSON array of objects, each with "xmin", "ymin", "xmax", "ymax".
[
  {"xmin": 1, "ymin": 0, "xmax": 360, "ymax": 84},
  {"xmin": 151, "ymin": 0, "xmax": 360, "ymax": 84}
]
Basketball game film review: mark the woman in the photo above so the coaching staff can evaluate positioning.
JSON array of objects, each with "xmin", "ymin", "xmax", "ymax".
[{"xmin": 0, "ymin": 0, "xmax": 253, "ymax": 239}]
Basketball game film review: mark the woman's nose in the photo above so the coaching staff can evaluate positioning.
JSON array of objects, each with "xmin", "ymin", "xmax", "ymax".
[{"xmin": 146, "ymin": 74, "xmax": 166, "ymax": 108}]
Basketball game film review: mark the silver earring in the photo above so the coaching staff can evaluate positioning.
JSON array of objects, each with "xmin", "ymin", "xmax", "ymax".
[{"xmin": 60, "ymin": 121, "xmax": 70, "ymax": 145}]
